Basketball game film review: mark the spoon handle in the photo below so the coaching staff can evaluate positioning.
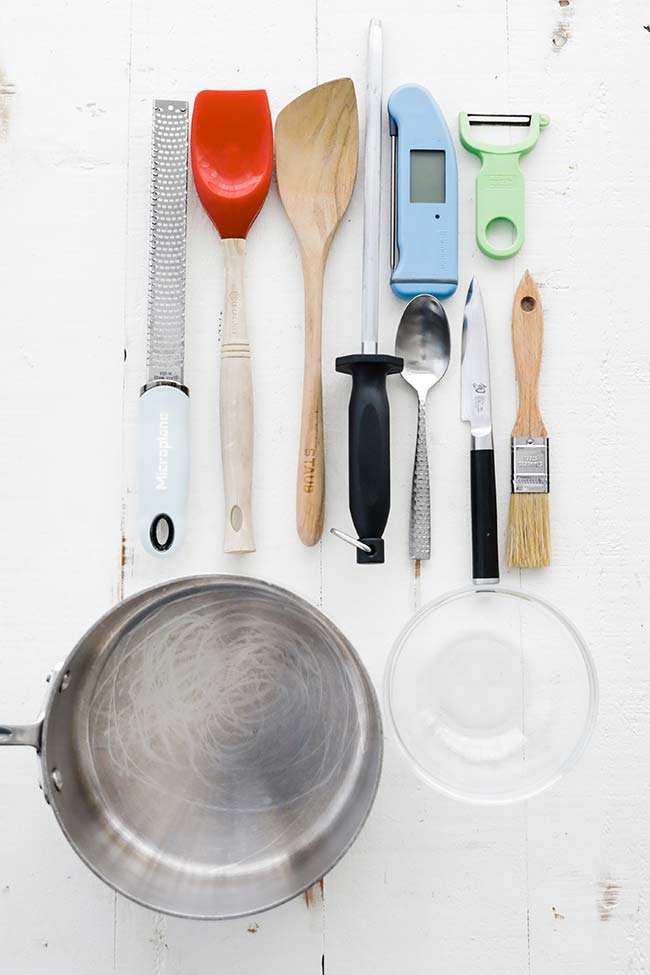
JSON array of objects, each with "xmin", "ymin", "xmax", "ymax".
[
  {"xmin": 409, "ymin": 399, "xmax": 431, "ymax": 560},
  {"xmin": 221, "ymin": 238, "xmax": 255, "ymax": 553}
]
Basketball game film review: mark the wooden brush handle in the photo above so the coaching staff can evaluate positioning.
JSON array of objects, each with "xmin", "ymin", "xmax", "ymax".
[
  {"xmin": 221, "ymin": 238, "xmax": 255, "ymax": 553},
  {"xmin": 296, "ymin": 254, "xmax": 325, "ymax": 546},
  {"xmin": 512, "ymin": 270, "xmax": 547, "ymax": 438}
]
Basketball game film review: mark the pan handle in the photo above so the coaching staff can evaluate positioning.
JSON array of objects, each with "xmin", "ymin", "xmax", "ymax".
[{"xmin": 0, "ymin": 723, "xmax": 42, "ymax": 749}]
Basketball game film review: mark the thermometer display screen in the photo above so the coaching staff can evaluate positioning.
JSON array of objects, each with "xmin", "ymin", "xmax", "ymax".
[{"xmin": 410, "ymin": 150, "xmax": 446, "ymax": 204}]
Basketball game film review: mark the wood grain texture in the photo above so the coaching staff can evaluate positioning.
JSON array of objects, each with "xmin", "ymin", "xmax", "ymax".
[
  {"xmin": 511, "ymin": 270, "xmax": 547, "ymax": 438},
  {"xmin": 275, "ymin": 79, "xmax": 358, "ymax": 546},
  {"xmin": 1, "ymin": 1, "xmax": 650, "ymax": 973}
]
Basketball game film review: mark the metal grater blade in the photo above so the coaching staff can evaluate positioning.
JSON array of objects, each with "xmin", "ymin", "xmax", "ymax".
[{"xmin": 146, "ymin": 100, "xmax": 189, "ymax": 385}]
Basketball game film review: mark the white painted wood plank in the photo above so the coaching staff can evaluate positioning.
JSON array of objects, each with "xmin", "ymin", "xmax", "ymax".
[{"xmin": 0, "ymin": 0, "xmax": 130, "ymax": 970}]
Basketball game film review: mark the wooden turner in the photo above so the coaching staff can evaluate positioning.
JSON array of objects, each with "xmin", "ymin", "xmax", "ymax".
[{"xmin": 275, "ymin": 79, "xmax": 359, "ymax": 546}]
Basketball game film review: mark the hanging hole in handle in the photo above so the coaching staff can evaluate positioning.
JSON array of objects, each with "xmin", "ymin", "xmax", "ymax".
[
  {"xmin": 520, "ymin": 295, "xmax": 536, "ymax": 312},
  {"xmin": 230, "ymin": 506, "xmax": 243, "ymax": 532},
  {"xmin": 150, "ymin": 514, "xmax": 175, "ymax": 552},
  {"xmin": 485, "ymin": 217, "xmax": 516, "ymax": 250}
]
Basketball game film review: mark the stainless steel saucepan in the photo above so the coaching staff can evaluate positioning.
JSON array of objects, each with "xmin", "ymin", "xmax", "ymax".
[{"xmin": 0, "ymin": 575, "xmax": 382, "ymax": 918}]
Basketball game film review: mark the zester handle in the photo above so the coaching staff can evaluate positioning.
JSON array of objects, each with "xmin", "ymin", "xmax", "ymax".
[
  {"xmin": 409, "ymin": 399, "xmax": 430, "ymax": 560},
  {"xmin": 221, "ymin": 238, "xmax": 255, "ymax": 553},
  {"xmin": 138, "ymin": 383, "xmax": 190, "ymax": 555}
]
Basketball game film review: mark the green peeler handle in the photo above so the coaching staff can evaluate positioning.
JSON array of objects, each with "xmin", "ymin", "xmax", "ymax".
[
  {"xmin": 459, "ymin": 112, "xmax": 549, "ymax": 261},
  {"xmin": 475, "ymin": 154, "xmax": 525, "ymax": 260}
]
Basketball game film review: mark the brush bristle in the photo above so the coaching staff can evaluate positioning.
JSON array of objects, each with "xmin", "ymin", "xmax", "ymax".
[{"xmin": 506, "ymin": 493, "xmax": 551, "ymax": 568}]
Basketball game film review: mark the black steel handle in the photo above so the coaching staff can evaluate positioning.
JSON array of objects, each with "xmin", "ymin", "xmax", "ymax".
[
  {"xmin": 470, "ymin": 448, "xmax": 499, "ymax": 583},
  {"xmin": 335, "ymin": 353, "xmax": 402, "ymax": 563}
]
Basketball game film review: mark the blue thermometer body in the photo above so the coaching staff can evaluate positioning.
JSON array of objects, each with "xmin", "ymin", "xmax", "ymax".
[{"xmin": 388, "ymin": 85, "xmax": 458, "ymax": 300}]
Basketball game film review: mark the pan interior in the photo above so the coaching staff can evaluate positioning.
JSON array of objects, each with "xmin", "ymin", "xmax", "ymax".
[{"xmin": 47, "ymin": 580, "xmax": 381, "ymax": 916}]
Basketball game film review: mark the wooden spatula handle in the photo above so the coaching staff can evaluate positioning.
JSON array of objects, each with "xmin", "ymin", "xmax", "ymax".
[
  {"xmin": 296, "ymin": 256, "xmax": 325, "ymax": 545},
  {"xmin": 512, "ymin": 270, "xmax": 546, "ymax": 438},
  {"xmin": 221, "ymin": 238, "xmax": 255, "ymax": 553}
]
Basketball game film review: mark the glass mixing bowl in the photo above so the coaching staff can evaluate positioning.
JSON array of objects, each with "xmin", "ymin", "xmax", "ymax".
[{"xmin": 384, "ymin": 586, "xmax": 598, "ymax": 804}]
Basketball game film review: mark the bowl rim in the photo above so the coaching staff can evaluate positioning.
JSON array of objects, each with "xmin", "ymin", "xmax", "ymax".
[{"xmin": 384, "ymin": 584, "xmax": 599, "ymax": 805}]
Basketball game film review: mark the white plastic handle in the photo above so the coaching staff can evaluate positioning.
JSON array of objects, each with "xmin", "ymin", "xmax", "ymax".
[{"xmin": 137, "ymin": 383, "xmax": 190, "ymax": 555}]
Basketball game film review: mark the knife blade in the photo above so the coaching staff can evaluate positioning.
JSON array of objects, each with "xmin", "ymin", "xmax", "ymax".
[
  {"xmin": 461, "ymin": 277, "xmax": 499, "ymax": 584},
  {"xmin": 461, "ymin": 276, "xmax": 493, "ymax": 447}
]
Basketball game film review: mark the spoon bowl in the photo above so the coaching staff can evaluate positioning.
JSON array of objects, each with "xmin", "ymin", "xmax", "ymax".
[{"xmin": 396, "ymin": 294, "xmax": 451, "ymax": 398}]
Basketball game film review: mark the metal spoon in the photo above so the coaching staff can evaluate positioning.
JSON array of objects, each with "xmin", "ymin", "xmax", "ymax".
[{"xmin": 395, "ymin": 294, "xmax": 451, "ymax": 560}]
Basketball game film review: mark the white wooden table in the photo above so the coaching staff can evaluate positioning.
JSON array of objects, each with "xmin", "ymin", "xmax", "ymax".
[{"xmin": 1, "ymin": 1, "xmax": 648, "ymax": 971}]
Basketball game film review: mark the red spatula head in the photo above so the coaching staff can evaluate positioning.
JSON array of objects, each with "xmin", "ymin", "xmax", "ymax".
[{"xmin": 191, "ymin": 90, "xmax": 273, "ymax": 240}]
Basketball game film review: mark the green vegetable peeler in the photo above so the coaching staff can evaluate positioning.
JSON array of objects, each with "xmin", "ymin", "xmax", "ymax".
[{"xmin": 459, "ymin": 112, "xmax": 550, "ymax": 260}]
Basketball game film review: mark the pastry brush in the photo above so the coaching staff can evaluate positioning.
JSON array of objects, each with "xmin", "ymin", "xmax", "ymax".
[{"xmin": 506, "ymin": 270, "xmax": 551, "ymax": 568}]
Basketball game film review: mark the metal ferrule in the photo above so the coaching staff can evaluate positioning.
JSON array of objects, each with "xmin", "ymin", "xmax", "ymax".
[
  {"xmin": 140, "ymin": 379, "xmax": 189, "ymax": 396},
  {"xmin": 511, "ymin": 436, "xmax": 549, "ymax": 493},
  {"xmin": 471, "ymin": 431, "xmax": 494, "ymax": 452}
]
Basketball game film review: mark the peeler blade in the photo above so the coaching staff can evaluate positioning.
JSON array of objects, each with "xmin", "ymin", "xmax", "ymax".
[{"xmin": 466, "ymin": 113, "xmax": 533, "ymax": 126}]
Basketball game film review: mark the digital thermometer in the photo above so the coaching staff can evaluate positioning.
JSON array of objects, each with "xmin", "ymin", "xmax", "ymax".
[{"xmin": 388, "ymin": 85, "xmax": 458, "ymax": 300}]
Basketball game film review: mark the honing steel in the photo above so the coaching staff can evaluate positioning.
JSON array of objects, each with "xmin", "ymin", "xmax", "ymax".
[
  {"xmin": 191, "ymin": 91, "xmax": 273, "ymax": 553},
  {"xmin": 395, "ymin": 295, "xmax": 450, "ymax": 560},
  {"xmin": 275, "ymin": 79, "xmax": 359, "ymax": 545},
  {"xmin": 506, "ymin": 270, "xmax": 551, "ymax": 568},
  {"xmin": 137, "ymin": 100, "xmax": 190, "ymax": 555},
  {"xmin": 0, "ymin": 576, "xmax": 382, "ymax": 918},
  {"xmin": 335, "ymin": 19, "xmax": 402, "ymax": 564},
  {"xmin": 460, "ymin": 277, "xmax": 499, "ymax": 583}
]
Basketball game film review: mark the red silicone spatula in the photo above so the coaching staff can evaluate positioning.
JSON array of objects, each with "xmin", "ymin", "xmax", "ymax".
[{"xmin": 191, "ymin": 90, "xmax": 273, "ymax": 553}]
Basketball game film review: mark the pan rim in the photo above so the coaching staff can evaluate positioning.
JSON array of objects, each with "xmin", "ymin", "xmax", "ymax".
[{"xmin": 41, "ymin": 573, "xmax": 383, "ymax": 919}]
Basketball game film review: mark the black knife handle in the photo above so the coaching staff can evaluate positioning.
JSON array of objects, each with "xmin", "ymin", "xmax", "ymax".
[
  {"xmin": 335, "ymin": 353, "xmax": 403, "ymax": 564},
  {"xmin": 470, "ymin": 448, "xmax": 499, "ymax": 583}
]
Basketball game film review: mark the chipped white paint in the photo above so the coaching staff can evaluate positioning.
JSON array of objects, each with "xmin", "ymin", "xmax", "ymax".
[{"xmin": 0, "ymin": 0, "xmax": 649, "ymax": 972}]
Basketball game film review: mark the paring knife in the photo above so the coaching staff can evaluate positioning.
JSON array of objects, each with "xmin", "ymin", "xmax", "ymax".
[
  {"xmin": 137, "ymin": 100, "xmax": 190, "ymax": 556},
  {"xmin": 461, "ymin": 277, "xmax": 499, "ymax": 584}
]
